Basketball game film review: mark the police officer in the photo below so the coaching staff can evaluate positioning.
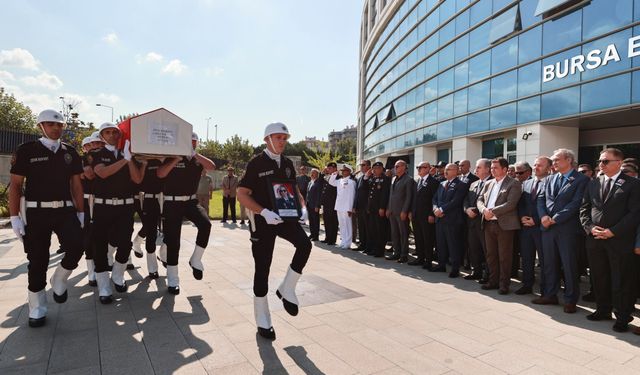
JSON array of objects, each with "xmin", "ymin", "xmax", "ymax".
[
  {"xmin": 156, "ymin": 132, "xmax": 215, "ymax": 294},
  {"xmin": 237, "ymin": 122, "xmax": 311, "ymax": 340},
  {"xmin": 90, "ymin": 122, "xmax": 145, "ymax": 304},
  {"xmin": 364, "ymin": 162, "xmax": 390, "ymax": 257},
  {"xmin": 9, "ymin": 109, "xmax": 85, "ymax": 327},
  {"xmin": 131, "ymin": 158, "xmax": 163, "ymax": 279},
  {"xmin": 320, "ymin": 162, "xmax": 338, "ymax": 245}
]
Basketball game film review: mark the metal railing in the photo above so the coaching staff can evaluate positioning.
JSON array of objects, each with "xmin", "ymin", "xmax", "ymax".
[{"xmin": 0, "ymin": 129, "xmax": 39, "ymax": 154}]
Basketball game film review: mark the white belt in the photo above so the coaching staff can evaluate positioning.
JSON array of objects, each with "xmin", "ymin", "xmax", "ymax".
[
  {"xmin": 94, "ymin": 198, "xmax": 134, "ymax": 205},
  {"xmin": 83, "ymin": 194, "xmax": 92, "ymax": 199},
  {"xmin": 164, "ymin": 194, "xmax": 196, "ymax": 201},
  {"xmin": 144, "ymin": 193, "xmax": 160, "ymax": 198},
  {"xmin": 26, "ymin": 200, "xmax": 74, "ymax": 209}
]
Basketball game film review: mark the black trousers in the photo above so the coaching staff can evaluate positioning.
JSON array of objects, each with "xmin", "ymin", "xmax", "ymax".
[
  {"xmin": 322, "ymin": 207, "xmax": 338, "ymax": 244},
  {"xmin": 139, "ymin": 198, "xmax": 161, "ymax": 253},
  {"xmin": 222, "ymin": 196, "xmax": 237, "ymax": 221},
  {"xmin": 467, "ymin": 220, "xmax": 486, "ymax": 272},
  {"xmin": 586, "ymin": 236, "xmax": 637, "ymax": 320},
  {"xmin": 163, "ymin": 200, "xmax": 211, "ymax": 266},
  {"xmin": 24, "ymin": 207, "xmax": 83, "ymax": 292},
  {"xmin": 308, "ymin": 208, "xmax": 320, "ymax": 239},
  {"xmin": 436, "ymin": 222, "xmax": 463, "ymax": 270},
  {"xmin": 366, "ymin": 212, "xmax": 387, "ymax": 256},
  {"xmin": 413, "ymin": 216, "xmax": 435, "ymax": 263},
  {"xmin": 83, "ymin": 197, "xmax": 93, "ymax": 259},
  {"xmin": 92, "ymin": 203, "xmax": 134, "ymax": 273},
  {"xmin": 356, "ymin": 208, "xmax": 368, "ymax": 249},
  {"xmin": 250, "ymin": 217, "xmax": 312, "ymax": 297}
]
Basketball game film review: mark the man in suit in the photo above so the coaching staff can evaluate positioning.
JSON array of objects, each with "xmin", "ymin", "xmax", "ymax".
[
  {"xmin": 410, "ymin": 161, "xmax": 439, "ymax": 269},
  {"xmin": 459, "ymin": 159, "xmax": 479, "ymax": 185},
  {"xmin": 354, "ymin": 160, "xmax": 371, "ymax": 252},
  {"xmin": 306, "ymin": 168, "xmax": 323, "ymax": 241},
  {"xmin": 366, "ymin": 162, "xmax": 390, "ymax": 257},
  {"xmin": 516, "ymin": 156, "xmax": 551, "ymax": 295},
  {"xmin": 533, "ymin": 148, "xmax": 589, "ymax": 314},
  {"xmin": 463, "ymin": 158, "xmax": 492, "ymax": 280},
  {"xmin": 320, "ymin": 162, "xmax": 339, "ymax": 245},
  {"xmin": 385, "ymin": 160, "xmax": 415, "ymax": 263},
  {"xmin": 476, "ymin": 157, "xmax": 522, "ymax": 294},
  {"xmin": 431, "ymin": 163, "xmax": 468, "ymax": 277},
  {"xmin": 296, "ymin": 166, "xmax": 311, "ymax": 203},
  {"xmin": 580, "ymin": 148, "xmax": 640, "ymax": 332}
]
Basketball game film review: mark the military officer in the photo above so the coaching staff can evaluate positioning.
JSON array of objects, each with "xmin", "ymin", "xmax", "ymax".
[
  {"xmin": 237, "ymin": 122, "xmax": 311, "ymax": 340},
  {"xmin": 9, "ymin": 109, "xmax": 85, "ymax": 327},
  {"xmin": 365, "ymin": 162, "xmax": 390, "ymax": 257}
]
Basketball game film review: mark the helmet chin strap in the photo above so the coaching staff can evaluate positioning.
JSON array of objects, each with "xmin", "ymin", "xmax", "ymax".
[
  {"xmin": 266, "ymin": 135, "xmax": 280, "ymax": 156},
  {"xmin": 39, "ymin": 124, "xmax": 61, "ymax": 150}
]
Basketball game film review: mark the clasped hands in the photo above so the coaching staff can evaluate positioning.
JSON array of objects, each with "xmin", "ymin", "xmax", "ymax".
[{"xmin": 591, "ymin": 226, "xmax": 615, "ymax": 240}]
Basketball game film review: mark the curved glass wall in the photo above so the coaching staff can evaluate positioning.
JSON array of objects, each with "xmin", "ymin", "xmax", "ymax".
[{"xmin": 361, "ymin": 0, "xmax": 640, "ymax": 159}]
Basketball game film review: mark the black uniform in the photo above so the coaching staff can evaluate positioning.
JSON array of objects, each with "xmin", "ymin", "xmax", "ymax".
[
  {"xmin": 90, "ymin": 147, "xmax": 136, "ymax": 272},
  {"xmin": 138, "ymin": 159, "xmax": 162, "ymax": 253},
  {"xmin": 161, "ymin": 156, "xmax": 211, "ymax": 266},
  {"xmin": 354, "ymin": 174, "xmax": 370, "ymax": 251},
  {"xmin": 10, "ymin": 141, "xmax": 84, "ymax": 292},
  {"xmin": 365, "ymin": 174, "xmax": 390, "ymax": 257},
  {"xmin": 239, "ymin": 152, "xmax": 312, "ymax": 297},
  {"xmin": 81, "ymin": 154, "xmax": 94, "ymax": 260},
  {"xmin": 320, "ymin": 176, "xmax": 338, "ymax": 245}
]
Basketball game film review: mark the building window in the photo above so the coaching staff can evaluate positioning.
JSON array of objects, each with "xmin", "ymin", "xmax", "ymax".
[
  {"xmin": 482, "ymin": 138, "xmax": 505, "ymax": 159},
  {"xmin": 382, "ymin": 103, "xmax": 396, "ymax": 123},
  {"xmin": 489, "ymin": 5, "xmax": 522, "ymax": 44},
  {"xmin": 437, "ymin": 148, "xmax": 450, "ymax": 163},
  {"xmin": 535, "ymin": 0, "xmax": 581, "ymax": 17}
]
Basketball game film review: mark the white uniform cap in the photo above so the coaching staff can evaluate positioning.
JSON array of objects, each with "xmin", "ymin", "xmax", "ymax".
[
  {"xmin": 89, "ymin": 131, "xmax": 104, "ymax": 143},
  {"xmin": 340, "ymin": 164, "xmax": 353, "ymax": 172},
  {"xmin": 192, "ymin": 132, "xmax": 199, "ymax": 141},
  {"xmin": 37, "ymin": 109, "xmax": 65, "ymax": 125},
  {"xmin": 81, "ymin": 136, "xmax": 93, "ymax": 147},
  {"xmin": 263, "ymin": 122, "xmax": 290, "ymax": 139},
  {"xmin": 98, "ymin": 122, "xmax": 120, "ymax": 137}
]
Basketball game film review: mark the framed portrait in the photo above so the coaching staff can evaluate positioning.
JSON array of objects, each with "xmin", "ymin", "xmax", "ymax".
[{"xmin": 268, "ymin": 179, "xmax": 301, "ymax": 220}]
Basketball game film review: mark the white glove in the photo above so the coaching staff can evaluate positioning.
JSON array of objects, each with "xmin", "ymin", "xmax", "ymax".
[
  {"xmin": 10, "ymin": 216, "xmax": 25, "ymax": 241},
  {"xmin": 260, "ymin": 208, "xmax": 283, "ymax": 225},
  {"xmin": 123, "ymin": 140, "xmax": 132, "ymax": 161},
  {"xmin": 299, "ymin": 207, "xmax": 308, "ymax": 223},
  {"xmin": 77, "ymin": 212, "xmax": 85, "ymax": 228}
]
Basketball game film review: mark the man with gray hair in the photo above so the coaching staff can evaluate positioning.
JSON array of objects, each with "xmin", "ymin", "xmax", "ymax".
[
  {"xmin": 514, "ymin": 161, "xmax": 532, "ymax": 182},
  {"xmin": 463, "ymin": 158, "xmax": 492, "ymax": 280},
  {"xmin": 385, "ymin": 160, "xmax": 415, "ymax": 263}
]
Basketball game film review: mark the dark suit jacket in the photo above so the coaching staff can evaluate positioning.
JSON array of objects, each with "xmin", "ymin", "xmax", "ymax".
[
  {"xmin": 306, "ymin": 178, "xmax": 323, "ymax": 210},
  {"xmin": 320, "ymin": 175, "xmax": 337, "ymax": 209},
  {"xmin": 580, "ymin": 173, "xmax": 640, "ymax": 250},
  {"xmin": 477, "ymin": 176, "xmax": 522, "ymax": 231},
  {"xmin": 354, "ymin": 174, "xmax": 369, "ymax": 211},
  {"xmin": 432, "ymin": 177, "xmax": 467, "ymax": 225},
  {"xmin": 387, "ymin": 173, "xmax": 415, "ymax": 215},
  {"xmin": 460, "ymin": 173, "xmax": 479, "ymax": 189},
  {"xmin": 537, "ymin": 170, "xmax": 589, "ymax": 233},
  {"xmin": 518, "ymin": 178, "xmax": 544, "ymax": 226},
  {"xmin": 463, "ymin": 177, "xmax": 492, "ymax": 228},
  {"xmin": 412, "ymin": 175, "xmax": 439, "ymax": 219}
]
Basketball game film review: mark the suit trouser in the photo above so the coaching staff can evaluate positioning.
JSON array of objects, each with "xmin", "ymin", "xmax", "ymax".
[
  {"xmin": 389, "ymin": 214, "xmax": 410, "ymax": 257},
  {"xmin": 484, "ymin": 221, "xmax": 515, "ymax": 289},
  {"xmin": 222, "ymin": 196, "xmax": 237, "ymax": 221},
  {"xmin": 413, "ymin": 216, "xmax": 435, "ymax": 263},
  {"xmin": 467, "ymin": 220, "xmax": 486, "ymax": 272},
  {"xmin": 322, "ymin": 207, "xmax": 338, "ymax": 244},
  {"xmin": 24, "ymin": 208, "xmax": 84, "ymax": 292},
  {"xmin": 520, "ymin": 226, "xmax": 543, "ymax": 290},
  {"xmin": 436, "ymin": 222, "xmax": 463, "ymax": 270},
  {"xmin": 250, "ymin": 217, "xmax": 312, "ymax": 297},
  {"xmin": 308, "ymin": 209, "xmax": 320, "ymax": 239},
  {"xmin": 586, "ymin": 237, "xmax": 637, "ymax": 320},
  {"xmin": 540, "ymin": 228, "xmax": 579, "ymax": 303},
  {"xmin": 140, "ymin": 198, "xmax": 161, "ymax": 253},
  {"xmin": 356, "ymin": 209, "xmax": 368, "ymax": 248},
  {"xmin": 366, "ymin": 212, "xmax": 386, "ymax": 256},
  {"xmin": 92, "ymin": 204, "xmax": 134, "ymax": 273},
  {"xmin": 337, "ymin": 211, "xmax": 353, "ymax": 247}
]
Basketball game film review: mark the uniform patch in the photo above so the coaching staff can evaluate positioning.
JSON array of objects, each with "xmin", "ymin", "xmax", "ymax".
[
  {"xmin": 64, "ymin": 153, "xmax": 72, "ymax": 165},
  {"xmin": 258, "ymin": 170, "xmax": 274, "ymax": 177},
  {"xmin": 30, "ymin": 157, "xmax": 49, "ymax": 163}
]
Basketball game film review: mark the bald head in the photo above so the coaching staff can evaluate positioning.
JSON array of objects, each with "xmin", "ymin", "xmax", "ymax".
[{"xmin": 444, "ymin": 163, "xmax": 459, "ymax": 181}]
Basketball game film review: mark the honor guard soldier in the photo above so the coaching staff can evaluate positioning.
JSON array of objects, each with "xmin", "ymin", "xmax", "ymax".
[
  {"xmin": 237, "ymin": 122, "xmax": 311, "ymax": 340},
  {"xmin": 80, "ymin": 132, "xmax": 105, "ymax": 286},
  {"xmin": 90, "ymin": 122, "xmax": 145, "ymax": 304},
  {"xmin": 156, "ymin": 132, "xmax": 215, "ymax": 294},
  {"xmin": 131, "ymin": 158, "xmax": 163, "ymax": 279},
  {"xmin": 364, "ymin": 161, "xmax": 391, "ymax": 257},
  {"xmin": 9, "ymin": 109, "xmax": 85, "ymax": 327},
  {"xmin": 320, "ymin": 162, "xmax": 338, "ymax": 245}
]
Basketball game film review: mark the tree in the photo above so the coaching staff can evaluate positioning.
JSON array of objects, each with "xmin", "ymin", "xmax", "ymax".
[
  {"xmin": 198, "ymin": 140, "xmax": 224, "ymax": 161},
  {"xmin": 222, "ymin": 134, "xmax": 254, "ymax": 170},
  {"xmin": 0, "ymin": 87, "xmax": 37, "ymax": 133},
  {"xmin": 304, "ymin": 147, "xmax": 334, "ymax": 170},
  {"xmin": 334, "ymin": 138, "xmax": 357, "ymax": 167},
  {"xmin": 284, "ymin": 140, "xmax": 315, "ymax": 165}
]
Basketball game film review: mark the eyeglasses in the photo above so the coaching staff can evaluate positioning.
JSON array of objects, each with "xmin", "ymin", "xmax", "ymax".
[
  {"xmin": 578, "ymin": 170, "xmax": 590, "ymax": 174},
  {"xmin": 514, "ymin": 171, "xmax": 527, "ymax": 175},
  {"xmin": 416, "ymin": 166, "xmax": 428, "ymax": 170},
  {"xmin": 597, "ymin": 159, "xmax": 620, "ymax": 165}
]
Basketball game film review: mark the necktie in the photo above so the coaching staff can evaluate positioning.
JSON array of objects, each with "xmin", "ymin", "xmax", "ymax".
[
  {"xmin": 602, "ymin": 178, "xmax": 613, "ymax": 201},
  {"xmin": 445, "ymin": 181, "xmax": 450, "ymax": 191},
  {"xmin": 554, "ymin": 175, "xmax": 564, "ymax": 196},
  {"xmin": 531, "ymin": 180, "xmax": 540, "ymax": 202}
]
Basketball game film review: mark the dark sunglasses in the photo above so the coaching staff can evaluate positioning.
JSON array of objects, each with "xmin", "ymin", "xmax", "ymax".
[
  {"xmin": 514, "ymin": 171, "xmax": 527, "ymax": 175},
  {"xmin": 416, "ymin": 166, "xmax": 428, "ymax": 170},
  {"xmin": 597, "ymin": 159, "xmax": 620, "ymax": 165},
  {"xmin": 578, "ymin": 170, "xmax": 590, "ymax": 174}
]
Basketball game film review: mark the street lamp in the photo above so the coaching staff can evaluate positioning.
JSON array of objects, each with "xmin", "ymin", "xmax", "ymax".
[
  {"xmin": 96, "ymin": 103, "xmax": 114, "ymax": 122},
  {"xmin": 214, "ymin": 124, "xmax": 218, "ymax": 143},
  {"xmin": 205, "ymin": 117, "xmax": 212, "ymax": 141},
  {"xmin": 59, "ymin": 96, "xmax": 65, "ymax": 119}
]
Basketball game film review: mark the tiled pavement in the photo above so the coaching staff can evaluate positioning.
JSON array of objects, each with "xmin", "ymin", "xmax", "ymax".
[{"xmin": 0, "ymin": 222, "xmax": 639, "ymax": 374}]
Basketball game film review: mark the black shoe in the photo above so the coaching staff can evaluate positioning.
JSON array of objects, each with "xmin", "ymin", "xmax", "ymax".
[
  {"xmin": 498, "ymin": 288, "xmax": 509, "ymax": 295},
  {"xmin": 56, "ymin": 248, "xmax": 65, "ymax": 254},
  {"xmin": 157, "ymin": 256, "xmax": 167, "ymax": 268},
  {"xmin": 481, "ymin": 284, "xmax": 499, "ymax": 290},
  {"xmin": 113, "ymin": 280, "xmax": 128, "ymax": 293},
  {"xmin": 582, "ymin": 292, "xmax": 596, "ymax": 302},
  {"xmin": 168, "ymin": 286, "xmax": 180, "ymax": 295},
  {"xmin": 422, "ymin": 264, "xmax": 434, "ymax": 271},
  {"xmin": 126, "ymin": 264, "xmax": 135, "ymax": 270},
  {"xmin": 240, "ymin": 221, "xmax": 245, "ymax": 225},
  {"xmin": 221, "ymin": 220, "xmax": 227, "ymax": 223},
  {"xmin": 148, "ymin": 272, "xmax": 159, "ymax": 280},
  {"xmin": 88, "ymin": 280, "xmax": 97, "ymax": 287},
  {"xmin": 385, "ymin": 254, "xmax": 400, "ymax": 261},
  {"xmin": 464, "ymin": 272, "xmax": 482, "ymax": 280},
  {"xmin": 276, "ymin": 290, "xmax": 298, "ymax": 316},
  {"xmin": 257, "ymin": 327, "xmax": 276, "ymax": 340},
  {"xmin": 133, "ymin": 250, "xmax": 143, "ymax": 259},
  {"xmin": 586, "ymin": 310, "xmax": 613, "ymax": 321},
  {"xmin": 326, "ymin": 242, "xmax": 336, "ymax": 246},
  {"xmin": 52, "ymin": 290, "xmax": 67, "ymax": 303},
  {"xmin": 408, "ymin": 259, "xmax": 425, "ymax": 266},
  {"xmin": 397, "ymin": 256, "xmax": 408, "ymax": 263},
  {"xmin": 448, "ymin": 270, "xmax": 460, "ymax": 278},
  {"xmin": 478, "ymin": 277, "xmax": 489, "ymax": 285},
  {"xmin": 29, "ymin": 317, "xmax": 46, "ymax": 327},
  {"xmin": 613, "ymin": 320, "xmax": 630, "ymax": 332},
  {"xmin": 310, "ymin": 237, "xmax": 319, "ymax": 241},
  {"xmin": 514, "ymin": 286, "xmax": 533, "ymax": 295},
  {"xmin": 373, "ymin": 254, "xmax": 384, "ymax": 258},
  {"xmin": 106, "ymin": 265, "xmax": 113, "ymax": 271},
  {"xmin": 351, "ymin": 247, "xmax": 360, "ymax": 251},
  {"xmin": 429, "ymin": 266, "xmax": 447, "ymax": 273},
  {"xmin": 99, "ymin": 295, "xmax": 113, "ymax": 304},
  {"xmin": 190, "ymin": 261, "xmax": 203, "ymax": 280}
]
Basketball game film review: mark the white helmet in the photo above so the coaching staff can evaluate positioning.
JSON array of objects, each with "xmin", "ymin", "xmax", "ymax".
[
  {"xmin": 37, "ymin": 109, "xmax": 65, "ymax": 125},
  {"xmin": 99, "ymin": 122, "xmax": 119, "ymax": 133},
  {"xmin": 89, "ymin": 131, "xmax": 103, "ymax": 143},
  {"xmin": 263, "ymin": 122, "xmax": 290, "ymax": 140},
  {"xmin": 192, "ymin": 132, "xmax": 199, "ymax": 141},
  {"xmin": 81, "ymin": 136, "xmax": 93, "ymax": 147},
  {"xmin": 340, "ymin": 163, "xmax": 353, "ymax": 173}
]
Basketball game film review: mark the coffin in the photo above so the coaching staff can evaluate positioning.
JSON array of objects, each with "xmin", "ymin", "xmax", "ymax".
[{"xmin": 117, "ymin": 108, "xmax": 193, "ymax": 156}]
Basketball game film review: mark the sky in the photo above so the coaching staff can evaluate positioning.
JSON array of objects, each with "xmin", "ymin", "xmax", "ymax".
[{"xmin": 0, "ymin": 0, "xmax": 363, "ymax": 145}]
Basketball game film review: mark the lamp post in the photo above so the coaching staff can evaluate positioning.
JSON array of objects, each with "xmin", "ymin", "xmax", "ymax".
[
  {"xmin": 96, "ymin": 103, "xmax": 114, "ymax": 122},
  {"xmin": 205, "ymin": 117, "xmax": 212, "ymax": 141},
  {"xmin": 215, "ymin": 124, "xmax": 218, "ymax": 143},
  {"xmin": 59, "ymin": 96, "xmax": 65, "ymax": 119}
]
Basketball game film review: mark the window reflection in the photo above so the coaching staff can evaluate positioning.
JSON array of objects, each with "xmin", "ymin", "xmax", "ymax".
[
  {"xmin": 518, "ymin": 26, "xmax": 542, "ymax": 65},
  {"xmin": 468, "ymin": 80, "xmax": 491, "ymax": 111},
  {"xmin": 517, "ymin": 96, "xmax": 541, "ymax": 123},
  {"xmin": 437, "ymin": 120, "xmax": 453, "ymax": 140},
  {"xmin": 541, "ymin": 85, "xmax": 580, "ymax": 119},
  {"xmin": 581, "ymin": 29, "xmax": 631, "ymax": 81},
  {"xmin": 438, "ymin": 68, "xmax": 455, "ymax": 95},
  {"xmin": 491, "ymin": 70, "xmax": 518, "ymax": 105},
  {"xmin": 491, "ymin": 37, "xmax": 518, "ymax": 74},
  {"xmin": 518, "ymin": 61, "xmax": 541, "ymax": 98},
  {"xmin": 437, "ymin": 94, "xmax": 454, "ymax": 120},
  {"xmin": 453, "ymin": 116, "xmax": 467, "ymax": 136},
  {"xmin": 490, "ymin": 103, "xmax": 517, "ymax": 129},
  {"xmin": 454, "ymin": 89, "xmax": 468, "ymax": 115},
  {"xmin": 581, "ymin": 74, "xmax": 631, "ymax": 112},
  {"xmin": 468, "ymin": 109, "xmax": 490, "ymax": 133},
  {"xmin": 469, "ymin": 51, "xmax": 491, "ymax": 83},
  {"xmin": 542, "ymin": 8, "xmax": 581, "ymax": 55}
]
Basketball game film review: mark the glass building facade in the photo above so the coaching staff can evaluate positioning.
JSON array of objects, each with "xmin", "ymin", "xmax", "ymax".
[{"xmin": 358, "ymin": 0, "xmax": 640, "ymax": 172}]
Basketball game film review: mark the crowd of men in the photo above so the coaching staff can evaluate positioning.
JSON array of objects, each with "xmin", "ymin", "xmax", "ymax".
[{"xmin": 303, "ymin": 150, "xmax": 640, "ymax": 334}]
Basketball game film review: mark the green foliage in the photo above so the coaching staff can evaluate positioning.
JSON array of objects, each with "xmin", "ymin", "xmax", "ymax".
[
  {"xmin": 304, "ymin": 147, "xmax": 334, "ymax": 170},
  {"xmin": 0, "ymin": 183, "xmax": 8, "ymax": 217},
  {"xmin": 198, "ymin": 140, "xmax": 224, "ymax": 161},
  {"xmin": 222, "ymin": 134, "xmax": 254, "ymax": 170},
  {"xmin": 0, "ymin": 87, "xmax": 37, "ymax": 133}
]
